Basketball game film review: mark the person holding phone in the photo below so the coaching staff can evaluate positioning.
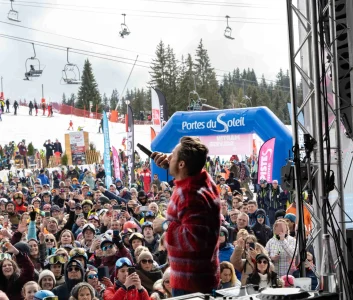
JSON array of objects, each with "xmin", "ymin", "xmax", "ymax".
[
  {"xmin": 103, "ymin": 257, "xmax": 149, "ymax": 300},
  {"xmin": 151, "ymin": 137, "xmax": 221, "ymax": 296}
]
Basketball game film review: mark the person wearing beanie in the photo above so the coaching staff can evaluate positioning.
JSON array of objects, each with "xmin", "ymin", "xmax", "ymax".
[
  {"xmin": 5, "ymin": 201, "xmax": 20, "ymax": 226},
  {"xmin": 38, "ymin": 269, "xmax": 56, "ymax": 291},
  {"xmin": 103, "ymin": 257, "xmax": 149, "ymax": 300},
  {"xmin": 274, "ymin": 209, "xmax": 286, "ymax": 221},
  {"xmin": 135, "ymin": 250, "xmax": 162, "ymax": 295},
  {"xmin": 251, "ymin": 209, "xmax": 272, "ymax": 247},
  {"xmin": 218, "ymin": 226, "xmax": 234, "ymax": 263},
  {"xmin": 13, "ymin": 191, "xmax": 27, "ymax": 214},
  {"xmin": 286, "ymin": 197, "xmax": 312, "ymax": 233},
  {"xmin": 284, "ymin": 213, "xmax": 296, "ymax": 237},
  {"xmin": 69, "ymin": 282, "xmax": 98, "ymax": 300},
  {"xmin": 246, "ymin": 254, "xmax": 282, "ymax": 288},
  {"xmin": 137, "ymin": 190, "xmax": 148, "ymax": 206},
  {"xmin": 52, "ymin": 259, "xmax": 85, "ymax": 300}
]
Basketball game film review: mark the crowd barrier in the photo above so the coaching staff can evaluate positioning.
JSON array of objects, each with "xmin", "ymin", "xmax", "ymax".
[{"xmin": 18, "ymin": 101, "xmax": 153, "ymax": 125}]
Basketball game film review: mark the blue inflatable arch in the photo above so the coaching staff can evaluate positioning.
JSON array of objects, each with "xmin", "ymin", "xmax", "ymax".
[{"xmin": 150, "ymin": 107, "xmax": 292, "ymax": 183}]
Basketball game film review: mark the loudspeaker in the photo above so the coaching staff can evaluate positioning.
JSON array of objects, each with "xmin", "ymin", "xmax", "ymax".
[{"xmin": 335, "ymin": 0, "xmax": 353, "ymax": 139}]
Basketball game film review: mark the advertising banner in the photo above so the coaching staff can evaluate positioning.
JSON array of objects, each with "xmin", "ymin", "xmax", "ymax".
[
  {"xmin": 257, "ymin": 137, "xmax": 276, "ymax": 184},
  {"xmin": 127, "ymin": 105, "xmax": 135, "ymax": 185},
  {"xmin": 151, "ymin": 87, "xmax": 168, "ymax": 133},
  {"xmin": 103, "ymin": 112, "xmax": 112, "ymax": 188},
  {"xmin": 112, "ymin": 146, "xmax": 121, "ymax": 180},
  {"xmin": 198, "ymin": 134, "xmax": 252, "ymax": 155},
  {"xmin": 69, "ymin": 131, "xmax": 86, "ymax": 165}
]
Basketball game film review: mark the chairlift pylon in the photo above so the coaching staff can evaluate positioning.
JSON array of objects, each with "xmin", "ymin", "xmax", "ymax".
[
  {"xmin": 224, "ymin": 15, "xmax": 234, "ymax": 40},
  {"xmin": 119, "ymin": 13, "xmax": 131, "ymax": 38},
  {"xmin": 8, "ymin": 0, "xmax": 20, "ymax": 22},
  {"xmin": 24, "ymin": 43, "xmax": 44, "ymax": 81},
  {"xmin": 61, "ymin": 48, "xmax": 82, "ymax": 85}
]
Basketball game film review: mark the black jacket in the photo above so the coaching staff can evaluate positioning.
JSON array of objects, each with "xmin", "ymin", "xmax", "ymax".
[
  {"xmin": 29, "ymin": 102, "xmax": 34, "ymax": 108},
  {"xmin": 53, "ymin": 142, "xmax": 63, "ymax": 154},
  {"xmin": 246, "ymin": 271, "xmax": 281, "ymax": 288},
  {"xmin": 251, "ymin": 222, "xmax": 272, "ymax": 247},
  {"xmin": 43, "ymin": 142, "xmax": 54, "ymax": 156}
]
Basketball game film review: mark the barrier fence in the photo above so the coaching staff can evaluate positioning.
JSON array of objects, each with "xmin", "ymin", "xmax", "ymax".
[{"xmin": 18, "ymin": 101, "xmax": 153, "ymax": 125}]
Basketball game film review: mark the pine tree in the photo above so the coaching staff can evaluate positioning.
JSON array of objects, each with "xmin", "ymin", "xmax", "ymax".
[
  {"xmin": 67, "ymin": 93, "xmax": 76, "ymax": 106},
  {"xmin": 177, "ymin": 54, "xmax": 195, "ymax": 112},
  {"xmin": 150, "ymin": 41, "xmax": 168, "ymax": 91},
  {"xmin": 76, "ymin": 59, "xmax": 102, "ymax": 112},
  {"xmin": 27, "ymin": 142, "xmax": 35, "ymax": 156},
  {"xmin": 62, "ymin": 93, "xmax": 67, "ymax": 104},
  {"xmin": 110, "ymin": 89, "xmax": 119, "ymax": 111},
  {"xmin": 102, "ymin": 93, "xmax": 109, "ymax": 111}
]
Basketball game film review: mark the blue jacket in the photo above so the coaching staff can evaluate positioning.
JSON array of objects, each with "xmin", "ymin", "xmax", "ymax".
[
  {"xmin": 37, "ymin": 174, "xmax": 49, "ymax": 185},
  {"xmin": 219, "ymin": 243, "xmax": 234, "ymax": 263}
]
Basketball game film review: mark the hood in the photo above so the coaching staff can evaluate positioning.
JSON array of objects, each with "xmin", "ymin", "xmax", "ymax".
[{"xmin": 64, "ymin": 259, "xmax": 84, "ymax": 290}]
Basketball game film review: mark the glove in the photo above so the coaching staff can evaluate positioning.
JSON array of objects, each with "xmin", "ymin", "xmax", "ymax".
[{"xmin": 29, "ymin": 209, "xmax": 37, "ymax": 221}]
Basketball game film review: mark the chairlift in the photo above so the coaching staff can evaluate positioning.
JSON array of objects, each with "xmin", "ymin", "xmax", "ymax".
[
  {"xmin": 224, "ymin": 16, "xmax": 234, "ymax": 40},
  {"xmin": 8, "ymin": 0, "xmax": 20, "ymax": 22},
  {"xmin": 187, "ymin": 90, "xmax": 207, "ymax": 111},
  {"xmin": 61, "ymin": 48, "xmax": 82, "ymax": 85},
  {"xmin": 119, "ymin": 14, "xmax": 131, "ymax": 38},
  {"xmin": 24, "ymin": 43, "xmax": 44, "ymax": 81}
]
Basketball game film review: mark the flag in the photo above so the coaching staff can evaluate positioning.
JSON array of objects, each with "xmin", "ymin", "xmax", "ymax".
[
  {"xmin": 127, "ymin": 105, "xmax": 135, "ymax": 185},
  {"xmin": 112, "ymin": 146, "xmax": 121, "ymax": 180},
  {"xmin": 151, "ymin": 87, "xmax": 168, "ymax": 133},
  {"xmin": 257, "ymin": 137, "xmax": 275, "ymax": 184},
  {"xmin": 103, "ymin": 111, "xmax": 112, "ymax": 188}
]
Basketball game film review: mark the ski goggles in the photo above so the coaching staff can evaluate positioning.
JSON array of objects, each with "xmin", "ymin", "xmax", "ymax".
[
  {"xmin": 115, "ymin": 257, "xmax": 132, "ymax": 269},
  {"xmin": 0, "ymin": 253, "xmax": 12, "ymax": 261},
  {"xmin": 34, "ymin": 297, "xmax": 58, "ymax": 300},
  {"xmin": 69, "ymin": 248, "xmax": 86, "ymax": 258},
  {"xmin": 48, "ymin": 255, "xmax": 66, "ymax": 265},
  {"xmin": 145, "ymin": 211, "xmax": 155, "ymax": 218},
  {"xmin": 101, "ymin": 244, "xmax": 114, "ymax": 251}
]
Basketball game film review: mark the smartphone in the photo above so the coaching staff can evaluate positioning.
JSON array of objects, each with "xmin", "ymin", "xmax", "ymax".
[
  {"xmin": 112, "ymin": 205, "xmax": 121, "ymax": 210},
  {"xmin": 249, "ymin": 242, "xmax": 255, "ymax": 249},
  {"xmin": 137, "ymin": 143, "xmax": 152, "ymax": 157},
  {"xmin": 139, "ymin": 206, "xmax": 150, "ymax": 213},
  {"xmin": 128, "ymin": 267, "xmax": 136, "ymax": 275},
  {"xmin": 97, "ymin": 266, "xmax": 109, "ymax": 280},
  {"xmin": 45, "ymin": 212, "xmax": 51, "ymax": 218}
]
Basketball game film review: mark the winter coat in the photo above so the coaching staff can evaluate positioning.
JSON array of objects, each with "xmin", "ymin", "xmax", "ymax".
[
  {"xmin": 96, "ymin": 170, "xmax": 106, "ymax": 180},
  {"xmin": 144, "ymin": 235, "xmax": 160, "ymax": 254},
  {"xmin": 103, "ymin": 285, "xmax": 150, "ymax": 300},
  {"xmin": 37, "ymin": 173, "xmax": 50, "ymax": 185},
  {"xmin": 246, "ymin": 271, "xmax": 282, "ymax": 288},
  {"xmin": 219, "ymin": 243, "xmax": 235, "ymax": 263},
  {"xmin": 43, "ymin": 142, "xmax": 54, "ymax": 156},
  {"xmin": 18, "ymin": 144, "xmax": 27, "ymax": 156},
  {"xmin": 53, "ymin": 142, "xmax": 63, "ymax": 154},
  {"xmin": 0, "ymin": 252, "xmax": 35, "ymax": 300},
  {"xmin": 136, "ymin": 267, "xmax": 163, "ymax": 295},
  {"xmin": 252, "ymin": 222, "xmax": 272, "ymax": 247},
  {"xmin": 67, "ymin": 169, "xmax": 79, "ymax": 180},
  {"xmin": 230, "ymin": 245, "xmax": 256, "ymax": 285}
]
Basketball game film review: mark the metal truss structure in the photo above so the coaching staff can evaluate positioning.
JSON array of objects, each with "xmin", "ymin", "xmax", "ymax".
[{"xmin": 286, "ymin": 0, "xmax": 350, "ymax": 297}]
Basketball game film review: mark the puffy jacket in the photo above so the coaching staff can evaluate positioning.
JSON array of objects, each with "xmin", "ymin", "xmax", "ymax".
[
  {"xmin": 103, "ymin": 286, "xmax": 150, "ymax": 300},
  {"xmin": 251, "ymin": 222, "xmax": 272, "ymax": 247},
  {"xmin": 37, "ymin": 174, "xmax": 50, "ymax": 185},
  {"xmin": 219, "ymin": 243, "xmax": 235, "ymax": 263}
]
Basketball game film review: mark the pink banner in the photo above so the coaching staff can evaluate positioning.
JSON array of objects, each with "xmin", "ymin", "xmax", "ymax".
[
  {"xmin": 112, "ymin": 146, "xmax": 121, "ymax": 180},
  {"xmin": 257, "ymin": 137, "xmax": 275, "ymax": 184},
  {"xmin": 198, "ymin": 134, "xmax": 253, "ymax": 155}
]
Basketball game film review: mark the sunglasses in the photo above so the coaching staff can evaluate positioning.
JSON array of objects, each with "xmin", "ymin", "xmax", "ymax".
[
  {"xmin": 257, "ymin": 215, "xmax": 265, "ymax": 219},
  {"xmin": 141, "ymin": 259, "xmax": 153, "ymax": 264},
  {"xmin": 46, "ymin": 239, "xmax": 55, "ymax": 243},
  {"xmin": 68, "ymin": 266, "xmax": 80, "ymax": 272},
  {"xmin": 257, "ymin": 260, "xmax": 268, "ymax": 265},
  {"xmin": 220, "ymin": 232, "xmax": 226, "ymax": 237},
  {"xmin": 102, "ymin": 244, "xmax": 114, "ymax": 251},
  {"xmin": 87, "ymin": 274, "xmax": 98, "ymax": 279},
  {"xmin": 48, "ymin": 255, "xmax": 66, "ymax": 265}
]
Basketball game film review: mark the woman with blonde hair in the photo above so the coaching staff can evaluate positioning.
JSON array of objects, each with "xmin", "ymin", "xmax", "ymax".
[
  {"xmin": 57, "ymin": 229, "xmax": 77, "ymax": 249},
  {"xmin": 45, "ymin": 233, "xmax": 58, "ymax": 256},
  {"xmin": 219, "ymin": 261, "xmax": 240, "ymax": 289}
]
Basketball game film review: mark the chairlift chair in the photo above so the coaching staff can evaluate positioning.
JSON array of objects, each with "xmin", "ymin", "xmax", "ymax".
[
  {"xmin": 61, "ymin": 48, "xmax": 82, "ymax": 84},
  {"xmin": 24, "ymin": 43, "xmax": 43, "ymax": 81},
  {"xmin": 224, "ymin": 16, "xmax": 234, "ymax": 40},
  {"xmin": 8, "ymin": 0, "xmax": 20, "ymax": 22},
  {"xmin": 119, "ymin": 14, "xmax": 131, "ymax": 38}
]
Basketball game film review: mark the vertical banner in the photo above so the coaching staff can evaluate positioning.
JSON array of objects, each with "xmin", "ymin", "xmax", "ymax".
[
  {"xmin": 69, "ymin": 131, "xmax": 86, "ymax": 165},
  {"xmin": 257, "ymin": 137, "xmax": 276, "ymax": 184},
  {"xmin": 127, "ymin": 105, "xmax": 135, "ymax": 185},
  {"xmin": 103, "ymin": 111, "xmax": 112, "ymax": 188},
  {"xmin": 112, "ymin": 146, "xmax": 121, "ymax": 180},
  {"xmin": 151, "ymin": 87, "xmax": 168, "ymax": 133}
]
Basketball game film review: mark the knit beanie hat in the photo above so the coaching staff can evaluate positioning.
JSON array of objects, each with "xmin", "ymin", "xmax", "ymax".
[
  {"xmin": 162, "ymin": 267, "xmax": 171, "ymax": 284},
  {"xmin": 256, "ymin": 253, "xmax": 270, "ymax": 264},
  {"xmin": 14, "ymin": 242, "xmax": 30, "ymax": 256},
  {"xmin": 38, "ymin": 270, "xmax": 56, "ymax": 287},
  {"xmin": 284, "ymin": 213, "xmax": 296, "ymax": 223},
  {"xmin": 137, "ymin": 250, "xmax": 153, "ymax": 264},
  {"xmin": 255, "ymin": 208, "xmax": 266, "ymax": 217},
  {"xmin": 274, "ymin": 209, "xmax": 286, "ymax": 220},
  {"xmin": 70, "ymin": 282, "xmax": 95, "ymax": 299}
]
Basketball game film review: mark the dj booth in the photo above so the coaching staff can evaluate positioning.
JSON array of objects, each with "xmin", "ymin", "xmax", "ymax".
[{"xmin": 168, "ymin": 286, "xmax": 339, "ymax": 300}]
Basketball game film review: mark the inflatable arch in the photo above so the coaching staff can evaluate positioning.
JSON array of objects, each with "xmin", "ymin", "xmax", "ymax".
[{"xmin": 150, "ymin": 107, "xmax": 292, "ymax": 183}]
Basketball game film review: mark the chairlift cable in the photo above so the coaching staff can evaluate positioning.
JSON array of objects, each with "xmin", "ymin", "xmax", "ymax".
[{"xmin": 4, "ymin": 0, "xmax": 279, "ymax": 20}]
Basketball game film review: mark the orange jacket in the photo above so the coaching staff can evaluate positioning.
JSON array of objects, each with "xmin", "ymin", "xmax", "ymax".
[
  {"xmin": 103, "ymin": 286, "xmax": 150, "ymax": 300},
  {"xmin": 286, "ymin": 204, "xmax": 312, "ymax": 233}
]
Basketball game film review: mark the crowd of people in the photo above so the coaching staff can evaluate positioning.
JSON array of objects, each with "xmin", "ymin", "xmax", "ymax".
[
  {"xmin": 0, "ymin": 136, "xmax": 319, "ymax": 300},
  {"xmin": 0, "ymin": 99, "xmax": 54, "ymax": 119}
]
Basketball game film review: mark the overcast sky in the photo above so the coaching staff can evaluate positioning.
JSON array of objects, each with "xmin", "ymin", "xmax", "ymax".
[{"xmin": 0, "ymin": 0, "xmax": 289, "ymax": 103}]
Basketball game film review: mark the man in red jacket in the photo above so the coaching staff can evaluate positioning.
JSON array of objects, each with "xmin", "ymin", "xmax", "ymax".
[{"xmin": 152, "ymin": 136, "xmax": 221, "ymax": 296}]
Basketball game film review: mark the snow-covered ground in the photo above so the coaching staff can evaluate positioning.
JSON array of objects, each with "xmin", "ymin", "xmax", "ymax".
[{"xmin": 0, "ymin": 107, "xmax": 152, "ymax": 157}]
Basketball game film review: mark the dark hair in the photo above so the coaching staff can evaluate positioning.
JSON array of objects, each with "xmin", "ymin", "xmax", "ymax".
[
  {"xmin": 247, "ymin": 200, "xmax": 257, "ymax": 206},
  {"xmin": 177, "ymin": 137, "xmax": 209, "ymax": 176}
]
